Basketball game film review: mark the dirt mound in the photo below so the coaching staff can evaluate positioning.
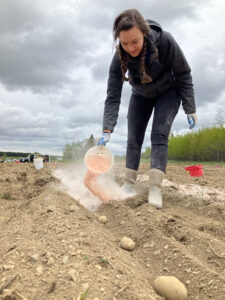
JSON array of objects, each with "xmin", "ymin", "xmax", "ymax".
[{"xmin": 0, "ymin": 162, "xmax": 225, "ymax": 299}]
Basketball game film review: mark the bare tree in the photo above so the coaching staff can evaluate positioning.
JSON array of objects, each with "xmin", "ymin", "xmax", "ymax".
[{"xmin": 215, "ymin": 108, "xmax": 225, "ymax": 127}]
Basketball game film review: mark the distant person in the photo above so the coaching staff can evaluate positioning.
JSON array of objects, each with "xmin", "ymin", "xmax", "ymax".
[{"xmin": 98, "ymin": 9, "xmax": 197, "ymax": 208}]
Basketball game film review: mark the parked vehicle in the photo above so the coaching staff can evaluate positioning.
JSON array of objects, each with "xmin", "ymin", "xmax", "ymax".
[
  {"xmin": 19, "ymin": 154, "xmax": 34, "ymax": 163},
  {"xmin": 20, "ymin": 158, "xmax": 29, "ymax": 163},
  {"xmin": 17, "ymin": 153, "xmax": 50, "ymax": 163},
  {"xmin": 27, "ymin": 154, "xmax": 34, "ymax": 162}
]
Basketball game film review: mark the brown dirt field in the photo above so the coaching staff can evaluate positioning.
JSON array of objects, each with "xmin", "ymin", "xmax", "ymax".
[{"xmin": 0, "ymin": 161, "xmax": 225, "ymax": 300}]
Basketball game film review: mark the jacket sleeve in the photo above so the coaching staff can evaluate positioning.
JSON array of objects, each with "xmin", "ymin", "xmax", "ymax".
[
  {"xmin": 103, "ymin": 52, "xmax": 123, "ymax": 132},
  {"xmin": 162, "ymin": 31, "xmax": 196, "ymax": 114}
]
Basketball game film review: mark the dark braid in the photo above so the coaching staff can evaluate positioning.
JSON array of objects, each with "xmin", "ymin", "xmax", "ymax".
[
  {"xmin": 116, "ymin": 44, "xmax": 130, "ymax": 81},
  {"xmin": 140, "ymin": 38, "xmax": 152, "ymax": 84}
]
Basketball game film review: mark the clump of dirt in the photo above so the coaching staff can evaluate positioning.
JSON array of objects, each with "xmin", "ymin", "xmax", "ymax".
[
  {"xmin": 0, "ymin": 161, "xmax": 225, "ymax": 299},
  {"xmin": 33, "ymin": 178, "xmax": 50, "ymax": 187},
  {"xmin": 16, "ymin": 172, "xmax": 27, "ymax": 182}
]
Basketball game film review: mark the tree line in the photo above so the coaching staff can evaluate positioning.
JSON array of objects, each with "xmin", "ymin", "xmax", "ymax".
[
  {"xmin": 141, "ymin": 126, "xmax": 225, "ymax": 162},
  {"xmin": 168, "ymin": 126, "xmax": 225, "ymax": 161},
  {"xmin": 63, "ymin": 125, "xmax": 225, "ymax": 162},
  {"xmin": 0, "ymin": 151, "xmax": 30, "ymax": 158},
  {"xmin": 63, "ymin": 134, "xmax": 95, "ymax": 160}
]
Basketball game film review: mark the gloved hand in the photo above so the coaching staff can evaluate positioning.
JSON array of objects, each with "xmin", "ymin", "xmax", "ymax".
[
  {"xmin": 98, "ymin": 132, "xmax": 111, "ymax": 146},
  {"xmin": 187, "ymin": 113, "xmax": 198, "ymax": 129}
]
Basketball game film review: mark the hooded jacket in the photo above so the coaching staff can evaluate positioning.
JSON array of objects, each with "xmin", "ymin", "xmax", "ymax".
[{"xmin": 103, "ymin": 20, "xmax": 196, "ymax": 132}]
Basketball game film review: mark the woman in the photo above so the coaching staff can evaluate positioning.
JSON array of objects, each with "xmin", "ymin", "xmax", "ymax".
[{"xmin": 98, "ymin": 9, "xmax": 197, "ymax": 208}]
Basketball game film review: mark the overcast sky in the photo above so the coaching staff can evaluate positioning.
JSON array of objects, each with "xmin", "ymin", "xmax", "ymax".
[{"xmin": 0, "ymin": 0, "xmax": 225, "ymax": 156}]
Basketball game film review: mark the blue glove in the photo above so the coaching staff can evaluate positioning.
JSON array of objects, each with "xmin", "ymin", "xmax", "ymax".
[
  {"xmin": 187, "ymin": 113, "xmax": 197, "ymax": 129},
  {"xmin": 98, "ymin": 132, "xmax": 111, "ymax": 146}
]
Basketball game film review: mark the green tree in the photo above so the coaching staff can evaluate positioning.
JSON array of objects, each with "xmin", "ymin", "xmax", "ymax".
[
  {"xmin": 85, "ymin": 134, "xmax": 95, "ymax": 151},
  {"xmin": 62, "ymin": 135, "xmax": 96, "ymax": 161},
  {"xmin": 168, "ymin": 126, "xmax": 225, "ymax": 161},
  {"xmin": 63, "ymin": 143, "xmax": 73, "ymax": 160},
  {"xmin": 141, "ymin": 146, "xmax": 151, "ymax": 160}
]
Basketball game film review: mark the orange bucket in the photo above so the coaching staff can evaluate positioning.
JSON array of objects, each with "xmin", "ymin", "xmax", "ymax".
[
  {"xmin": 84, "ymin": 146, "xmax": 114, "ymax": 175},
  {"xmin": 185, "ymin": 165, "xmax": 203, "ymax": 177}
]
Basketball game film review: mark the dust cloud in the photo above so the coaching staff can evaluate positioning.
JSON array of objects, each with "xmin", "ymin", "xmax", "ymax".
[
  {"xmin": 138, "ymin": 174, "xmax": 225, "ymax": 201},
  {"xmin": 52, "ymin": 163, "xmax": 127, "ymax": 211}
]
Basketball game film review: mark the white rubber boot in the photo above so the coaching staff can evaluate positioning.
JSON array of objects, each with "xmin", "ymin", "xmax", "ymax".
[
  {"xmin": 148, "ymin": 169, "xmax": 165, "ymax": 209},
  {"xmin": 121, "ymin": 168, "xmax": 137, "ymax": 196}
]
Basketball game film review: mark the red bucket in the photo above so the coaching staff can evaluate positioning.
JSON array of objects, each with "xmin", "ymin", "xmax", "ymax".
[{"xmin": 185, "ymin": 165, "xmax": 203, "ymax": 177}]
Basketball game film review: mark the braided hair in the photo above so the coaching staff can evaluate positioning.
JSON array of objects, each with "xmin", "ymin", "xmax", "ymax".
[
  {"xmin": 116, "ymin": 44, "xmax": 130, "ymax": 81},
  {"xmin": 113, "ymin": 9, "xmax": 152, "ymax": 84}
]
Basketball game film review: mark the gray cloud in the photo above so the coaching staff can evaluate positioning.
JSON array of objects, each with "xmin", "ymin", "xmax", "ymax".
[
  {"xmin": 0, "ymin": 0, "xmax": 209, "ymax": 93},
  {"xmin": 193, "ymin": 48, "xmax": 225, "ymax": 107},
  {"xmin": 91, "ymin": 52, "xmax": 112, "ymax": 81},
  {"xmin": 0, "ymin": 102, "xmax": 64, "ymax": 136},
  {"xmin": 0, "ymin": 0, "xmax": 224, "ymax": 155},
  {"xmin": 0, "ymin": 1, "xmax": 100, "ymax": 92}
]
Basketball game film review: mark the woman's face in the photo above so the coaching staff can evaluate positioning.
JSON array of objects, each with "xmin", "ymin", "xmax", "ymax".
[{"xmin": 119, "ymin": 26, "xmax": 144, "ymax": 57}]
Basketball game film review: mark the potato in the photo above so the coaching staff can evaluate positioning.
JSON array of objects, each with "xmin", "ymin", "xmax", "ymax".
[
  {"xmin": 98, "ymin": 215, "xmax": 108, "ymax": 224},
  {"xmin": 153, "ymin": 276, "xmax": 187, "ymax": 300},
  {"xmin": 120, "ymin": 236, "xmax": 135, "ymax": 251}
]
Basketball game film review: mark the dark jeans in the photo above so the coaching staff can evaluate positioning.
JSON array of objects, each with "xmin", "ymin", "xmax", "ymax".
[{"xmin": 126, "ymin": 88, "xmax": 181, "ymax": 173}]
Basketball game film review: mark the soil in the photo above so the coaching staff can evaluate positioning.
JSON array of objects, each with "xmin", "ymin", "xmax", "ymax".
[{"xmin": 0, "ymin": 161, "xmax": 225, "ymax": 300}]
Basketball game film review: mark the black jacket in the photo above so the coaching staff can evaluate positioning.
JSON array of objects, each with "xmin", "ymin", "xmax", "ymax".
[{"xmin": 103, "ymin": 20, "xmax": 196, "ymax": 132}]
